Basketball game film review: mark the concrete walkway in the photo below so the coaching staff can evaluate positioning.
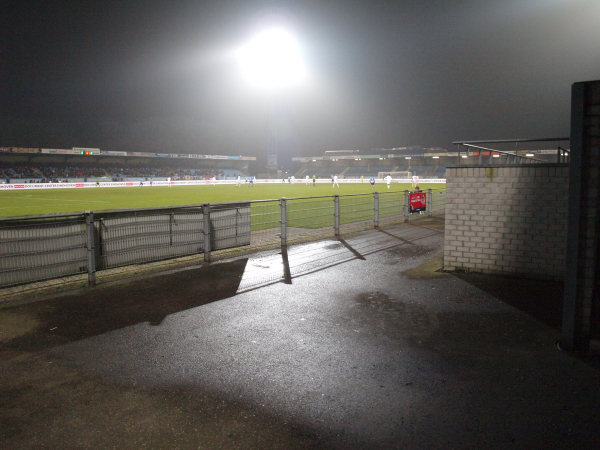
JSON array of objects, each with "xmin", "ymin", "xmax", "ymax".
[{"xmin": 1, "ymin": 220, "xmax": 599, "ymax": 449}]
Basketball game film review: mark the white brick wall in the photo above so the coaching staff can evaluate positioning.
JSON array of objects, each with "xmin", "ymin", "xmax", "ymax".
[{"xmin": 443, "ymin": 164, "xmax": 569, "ymax": 280}]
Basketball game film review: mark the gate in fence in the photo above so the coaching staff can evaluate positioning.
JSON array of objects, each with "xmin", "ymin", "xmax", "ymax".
[{"xmin": 0, "ymin": 189, "xmax": 445, "ymax": 289}]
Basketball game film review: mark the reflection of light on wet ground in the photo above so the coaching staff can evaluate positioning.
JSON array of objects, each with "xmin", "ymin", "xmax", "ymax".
[
  {"xmin": 236, "ymin": 223, "xmax": 441, "ymax": 293},
  {"xmin": 51, "ymin": 227, "xmax": 449, "ymax": 447},
  {"xmin": 236, "ymin": 250, "xmax": 285, "ymax": 291}
]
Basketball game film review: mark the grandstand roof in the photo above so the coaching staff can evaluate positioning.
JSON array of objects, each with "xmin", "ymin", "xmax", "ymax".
[{"xmin": 0, "ymin": 147, "xmax": 256, "ymax": 161}]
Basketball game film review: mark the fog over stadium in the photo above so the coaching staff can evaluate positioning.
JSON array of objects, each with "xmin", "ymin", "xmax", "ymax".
[{"xmin": 2, "ymin": 0, "xmax": 599, "ymax": 169}]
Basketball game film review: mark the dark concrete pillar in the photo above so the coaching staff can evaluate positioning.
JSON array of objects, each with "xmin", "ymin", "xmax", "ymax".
[{"xmin": 562, "ymin": 80, "xmax": 600, "ymax": 352}]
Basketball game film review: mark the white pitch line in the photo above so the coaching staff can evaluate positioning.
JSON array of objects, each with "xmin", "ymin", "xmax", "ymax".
[
  {"xmin": 12, "ymin": 196, "xmax": 112, "ymax": 204},
  {"xmin": 0, "ymin": 206, "xmax": 46, "ymax": 210}
]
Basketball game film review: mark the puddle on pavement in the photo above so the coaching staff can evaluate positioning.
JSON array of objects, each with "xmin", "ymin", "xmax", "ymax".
[
  {"xmin": 381, "ymin": 245, "xmax": 438, "ymax": 267},
  {"xmin": 354, "ymin": 291, "xmax": 440, "ymax": 342},
  {"xmin": 402, "ymin": 252, "xmax": 446, "ymax": 279}
]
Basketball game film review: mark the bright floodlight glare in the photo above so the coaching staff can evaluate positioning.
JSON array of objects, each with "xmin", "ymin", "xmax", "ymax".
[{"xmin": 239, "ymin": 29, "xmax": 305, "ymax": 89}]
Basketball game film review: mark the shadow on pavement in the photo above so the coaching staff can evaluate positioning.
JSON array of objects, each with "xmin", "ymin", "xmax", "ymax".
[
  {"xmin": 1, "ymin": 259, "xmax": 247, "ymax": 354},
  {"xmin": 455, "ymin": 272, "xmax": 600, "ymax": 370},
  {"xmin": 455, "ymin": 272, "xmax": 563, "ymax": 330}
]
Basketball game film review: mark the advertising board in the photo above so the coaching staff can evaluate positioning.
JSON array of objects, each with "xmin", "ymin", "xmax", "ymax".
[
  {"xmin": 409, "ymin": 193, "xmax": 427, "ymax": 213},
  {"xmin": 0, "ymin": 179, "xmax": 445, "ymax": 190}
]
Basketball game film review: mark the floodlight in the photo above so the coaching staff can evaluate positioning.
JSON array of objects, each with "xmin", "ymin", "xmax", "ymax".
[
  {"xmin": 461, "ymin": 155, "xmax": 468, "ymax": 158},
  {"xmin": 239, "ymin": 29, "xmax": 305, "ymax": 89},
  {"xmin": 432, "ymin": 156, "xmax": 439, "ymax": 159},
  {"xmin": 493, "ymin": 154, "xmax": 500, "ymax": 158},
  {"xmin": 526, "ymin": 153, "xmax": 534, "ymax": 157}
]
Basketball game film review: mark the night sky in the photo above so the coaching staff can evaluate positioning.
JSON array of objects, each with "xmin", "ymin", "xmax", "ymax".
[{"xmin": 2, "ymin": 0, "xmax": 599, "ymax": 160}]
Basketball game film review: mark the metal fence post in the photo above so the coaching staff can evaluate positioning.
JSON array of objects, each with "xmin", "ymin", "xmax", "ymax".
[
  {"xmin": 427, "ymin": 188, "xmax": 433, "ymax": 216},
  {"xmin": 85, "ymin": 211, "xmax": 96, "ymax": 287},
  {"xmin": 403, "ymin": 190, "xmax": 410, "ymax": 222},
  {"xmin": 280, "ymin": 198, "xmax": 287, "ymax": 247},
  {"xmin": 374, "ymin": 192, "xmax": 379, "ymax": 228},
  {"xmin": 203, "ymin": 203, "xmax": 211, "ymax": 262},
  {"xmin": 334, "ymin": 195, "xmax": 340, "ymax": 236}
]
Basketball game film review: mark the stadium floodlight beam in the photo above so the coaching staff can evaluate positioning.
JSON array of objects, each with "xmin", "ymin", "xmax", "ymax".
[{"xmin": 238, "ymin": 28, "xmax": 305, "ymax": 90}]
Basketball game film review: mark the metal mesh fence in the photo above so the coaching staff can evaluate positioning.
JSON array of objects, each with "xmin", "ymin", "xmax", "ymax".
[
  {"xmin": 213, "ymin": 200, "xmax": 281, "ymax": 260},
  {"xmin": 287, "ymin": 197, "xmax": 335, "ymax": 244},
  {"xmin": 210, "ymin": 205, "xmax": 251, "ymax": 251},
  {"xmin": 249, "ymin": 200, "xmax": 281, "ymax": 250},
  {"xmin": 430, "ymin": 188, "xmax": 446, "ymax": 214},
  {"xmin": 0, "ymin": 189, "xmax": 446, "ymax": 290},
  {"xmin": 0, "ymin": 215, "xmax": 87, "ymax": 286},
  {"xmin": 339, "ymin": 194, "xmax": 375, "ymax": 233},
  {"xmin": 379, "ymin": 191, "xmax": 405, "ymax": 224},
  {"xmin": 227, "ymin": 200, "xmax": 281, "ymax": 290},
  {"xmin": 96, "ymin": 209, "xmax": 205, "ymax": 270}
]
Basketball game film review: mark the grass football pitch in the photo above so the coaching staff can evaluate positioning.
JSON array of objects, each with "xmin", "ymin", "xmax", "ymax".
[{"xmin": 0, "ymin": 182, "xmax": 442, "ymax": 218}]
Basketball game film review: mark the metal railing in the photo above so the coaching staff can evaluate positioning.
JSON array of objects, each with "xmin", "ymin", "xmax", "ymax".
[
  {"xmin": 0, "ymin": 189, "xmax": 445, "ymax": 289},
  {"xmin": 95, "ymin": 208, "xmax": 207, "ymax": 270},
  {"xmin": 0, "ymin": 214, "xmax": 88, "ymax": 286},
  {"xmin": 453, "ymin": 138, "xmax": 570, "ymax": 165},
  {"xmin": 557, "ymin": 146, "xmax": 570, "ymax": 164}
]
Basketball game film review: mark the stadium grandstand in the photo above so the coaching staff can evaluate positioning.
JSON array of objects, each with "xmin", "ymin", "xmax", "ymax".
[
  {"xmin": 293, "ymin": 144, "xmax": 563, "ymax": 179},
  {"xmin": 0, "ymin": 147, "xmax": 254, "ymax": 183},
  {"xmin": 293, "ymin": 146, "xmax": 448, "ymax": 179}
]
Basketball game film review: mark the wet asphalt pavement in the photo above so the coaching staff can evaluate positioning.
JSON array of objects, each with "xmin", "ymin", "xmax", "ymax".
[{"xmin": 1, "ymin": 221, "xmax": 600, "ymax": 449}]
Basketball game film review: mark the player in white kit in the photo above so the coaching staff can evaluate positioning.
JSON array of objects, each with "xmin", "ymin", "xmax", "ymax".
[
  {"xmin": 385, "ymin": 174, "xmax": 392, "ymax": 189},
  {"xmin": 333, "ymin": 175, "xmax": 339, "ymax": 187},
  {"xmin": 236, "ymin": 175, "xmax": 241, "ymax": 187},
  {"xmin": 412, "ymin": 175, "xmax": 419, "ymax": 188}
]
